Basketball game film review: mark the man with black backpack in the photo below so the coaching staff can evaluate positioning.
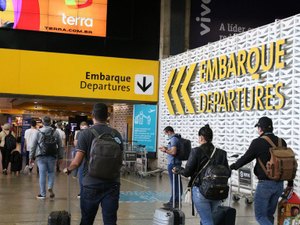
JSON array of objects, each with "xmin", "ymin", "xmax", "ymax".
[
  {"xmin": 30, "ymin": 116, "xmax": 64, "ymax": 200},
  {"xmin": 0, "ymin": 123, "xmax": 16, "ymax": 175},
  {"xmin": 63, "ymin": 103, "xmax": 123, "ymax": 225},
  {"xmin": 159, "ymin": 126, "xmax": 183, "ymax": 209}
]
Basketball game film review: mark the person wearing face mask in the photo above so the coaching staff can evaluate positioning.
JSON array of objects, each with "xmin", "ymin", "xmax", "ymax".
[
  {"xmin": 159, "ymin": 126, "xmax": 182, "ymax": 209},
  {"xmin": 230, "ymin": 116, "xmax": 294, "ymax": 225}
]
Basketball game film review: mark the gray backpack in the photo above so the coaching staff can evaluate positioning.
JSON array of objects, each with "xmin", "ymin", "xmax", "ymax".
[{"xmin": 88, "ymin": 128, "xmax": 123, "ymax": 179}]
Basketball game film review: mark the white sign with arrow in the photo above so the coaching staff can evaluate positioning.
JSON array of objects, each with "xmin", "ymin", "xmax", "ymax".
[{"xmin": 134, "ymin": 74, "xmax": 154, "ymax": 95}]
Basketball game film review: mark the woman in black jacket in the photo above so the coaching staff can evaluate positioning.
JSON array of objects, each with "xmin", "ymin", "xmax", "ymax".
[{"xmin": 173, "ymin": 124, "xmax": 229, "ymax": 225}]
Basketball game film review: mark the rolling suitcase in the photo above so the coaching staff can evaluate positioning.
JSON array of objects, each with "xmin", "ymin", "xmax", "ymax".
[
  {"xmin": 48, "ymin": 158, "xmax": 71, "ymax": 225},
  {"xmin": 153, "ymin": 174, "xmax": 185, "ymax": 225},
  {"xmin": 48, "ymin": 211, "xmax": 70, "ymax": 225},
  {"xmin": 213, "ymin": 206, "xmax": 236, "ymax": 225},
  {"xmin": 212, "ymin": 175, "xmax": 236, "ymax": 225}
]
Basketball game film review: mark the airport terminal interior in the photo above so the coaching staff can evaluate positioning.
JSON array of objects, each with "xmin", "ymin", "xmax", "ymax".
[{"xmin": 1, "ymin": 0, "xmax": 299, "ymax": 224}]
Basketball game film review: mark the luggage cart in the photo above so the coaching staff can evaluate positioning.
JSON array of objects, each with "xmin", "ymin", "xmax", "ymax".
[
  {"xmin": 134, "ymin": 144, "xmax": 148, "ymax": 177},
  {"xmin": 230, "ymin": 154, "xmax": 255, "ymax": 205},
  {"xmin": 134, "ymin": 144, "xmax": 164, "ymax": 178},
  {"xmin": 121, "ymin": 142, "xmax": 137, "ymax": 175}
]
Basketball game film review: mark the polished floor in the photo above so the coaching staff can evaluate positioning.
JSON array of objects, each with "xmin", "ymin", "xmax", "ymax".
[{"xmin": 0, "ymin": 156, "xmax": 259, "ymax": 225}]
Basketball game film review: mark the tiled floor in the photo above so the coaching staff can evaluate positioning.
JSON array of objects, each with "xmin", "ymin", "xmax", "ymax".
[{"xmin": 0, "ymin": 156, "xmax": 259, "ymax": 225}]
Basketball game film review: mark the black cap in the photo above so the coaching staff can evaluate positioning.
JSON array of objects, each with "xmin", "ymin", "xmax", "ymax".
[{"xmin": 254, "ymin": 116, "xmax": 273, "ymax": 129}]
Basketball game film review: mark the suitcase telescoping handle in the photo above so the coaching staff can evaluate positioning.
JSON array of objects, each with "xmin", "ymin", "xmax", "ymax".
[
  {"xmin": 172, "ymin": 173, "xmax": 182, "ymax": 209},
  {"xmin": 65, "ymin": 151, "xmax": 71, "ymax": 213}
]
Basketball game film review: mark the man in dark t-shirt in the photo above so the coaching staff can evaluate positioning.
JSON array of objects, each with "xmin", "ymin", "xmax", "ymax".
[{"xmin": 64, "ymin": 103, "xmax": 123, "ymax": 225}]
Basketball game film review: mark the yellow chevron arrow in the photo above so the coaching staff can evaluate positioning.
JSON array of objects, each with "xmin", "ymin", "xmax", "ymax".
[
  {"xmin": 164, "ymin": 69, "xmax": 176, "ymax": 115},
  {"xmin": 171, "ymin": 66, "xmax": 186, "ymax": 114},
  {"xmin": 181, "ymin": 63, "xmax": 196, "ymax": 114}
]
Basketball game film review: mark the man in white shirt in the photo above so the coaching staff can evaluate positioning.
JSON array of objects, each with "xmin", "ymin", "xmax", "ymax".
[{"xmin": 24, "ymin": 120, "xmax": 38, "ymax": 173}]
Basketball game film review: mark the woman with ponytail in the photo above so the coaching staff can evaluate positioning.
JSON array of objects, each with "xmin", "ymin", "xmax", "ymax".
[{"xmin": 173, "ymin": 124, "xmax": 229, "ymax": 225}]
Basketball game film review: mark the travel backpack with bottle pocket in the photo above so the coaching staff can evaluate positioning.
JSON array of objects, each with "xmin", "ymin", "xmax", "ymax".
[
  {"xmin": 258, "ymin": 136, "xmax": 297, "ymax": 181},
  {"xmin": 88, "ymin": 128, "xmax": 123, "ymax": 180}
]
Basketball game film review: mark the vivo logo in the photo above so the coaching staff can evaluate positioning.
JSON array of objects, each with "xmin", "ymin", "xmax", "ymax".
[
  {"xmin": 195, "ymin": 0, "xmax": 211, "ymax": 36},
  {"xmin": 62, "ymin": 13, "xmax": 93, "ymax": 27},
  {"xmin": 65, "ymin": 0, "xmax": 92, "ymax": 9}
]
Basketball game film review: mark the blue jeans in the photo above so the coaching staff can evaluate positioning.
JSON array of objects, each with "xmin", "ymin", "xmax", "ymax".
[
  {"xmin": 36, "ymin": 156, "xmax": 56, "ymax": 196},
  {"xmin": 192, "ymin": 186, "xmax": 220, "ymax": 225},
  {"xmin": 168, "ymin": 162, "xmax": 182, "ymax": 203},
  {"xmin": 254, "ymin": 180, "xmax": 283, "ymax": 225},
  {"xmin": 80, "ymin": 182, "xmax": 120, "ymax": 225}
]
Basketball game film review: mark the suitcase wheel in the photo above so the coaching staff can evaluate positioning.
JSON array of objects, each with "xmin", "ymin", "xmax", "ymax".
[
  {"xmin": 245, "ymin": 197, "xmax": 254, "ymax": 205},
  {"xmin": 232, "ymin": 194, "xmax": 240, "ymax": 202}
]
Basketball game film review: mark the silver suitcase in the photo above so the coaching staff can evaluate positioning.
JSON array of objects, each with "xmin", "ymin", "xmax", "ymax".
[{"xmin": 153, "ymin": 174, "xmax": 185, "ymax": 225}]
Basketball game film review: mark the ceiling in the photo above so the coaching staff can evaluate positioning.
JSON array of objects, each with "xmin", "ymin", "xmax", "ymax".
[{"xmin": 0, "ymin": 97, "xmax": 114, "ymax": 119}]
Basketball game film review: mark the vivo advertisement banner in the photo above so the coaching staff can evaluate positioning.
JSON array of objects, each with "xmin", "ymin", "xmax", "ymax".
[
  {"xmin": 132, "ymin": 104, "xmax": 157, "ymax": 157},
  {"xmin": 0, "ymin": 0, "xmax": 107, "ymax": 37},
  {"xmin": 190, "ymin": 0, "xmax": 299, "ymax": 49}
]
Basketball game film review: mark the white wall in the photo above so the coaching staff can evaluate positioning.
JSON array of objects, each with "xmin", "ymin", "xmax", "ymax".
[{"xmin": 158, "ymin": 14, "xmax": 300, "ymax": 192}]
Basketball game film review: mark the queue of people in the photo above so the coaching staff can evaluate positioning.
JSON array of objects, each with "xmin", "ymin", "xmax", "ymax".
[
  {"xmin": 159, "ymin": 117, "xmax": 294, "ymax": 225},
  {"xmin": 0, "ymin": 109, "xmax": 296, "ymax": 225}
]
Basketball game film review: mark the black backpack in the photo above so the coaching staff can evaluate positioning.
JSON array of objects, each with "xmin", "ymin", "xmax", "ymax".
[
  {"xmin": 174, "ymin": 134, "xmax": 191, "ymax": 160},
  {"xmin": 198, "ymin": 148, "xmax": 231, "ymax": 200},
  {"xmin": 88, "ymin": 128, "xmax": 123, "ymax": 180},
  {"xmin": 39, "ymin": 129, "xmax": 58, "ymax": 156},
  {"xmin": 4, "ymin": 131, "xmax": 17, "ymax": 152}
]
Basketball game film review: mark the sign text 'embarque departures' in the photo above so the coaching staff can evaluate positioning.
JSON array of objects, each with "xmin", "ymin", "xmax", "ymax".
[{"xmin": 164, "ymin": 39, "xmax": 286, "ymax": 115}]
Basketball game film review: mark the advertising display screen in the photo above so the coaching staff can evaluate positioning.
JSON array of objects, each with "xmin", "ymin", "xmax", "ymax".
[{"xmin": 0, "ymin": 0, "xmax": 107, "ymax": 37}]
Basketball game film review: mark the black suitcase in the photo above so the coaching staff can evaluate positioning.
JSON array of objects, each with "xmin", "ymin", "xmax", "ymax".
[
  {"xmin": 153, "ymin": 174, "xmax": 185, "ymax": 225},
  {"xmin": 48, "ymin": 210, "xmax": 70, "ymax": 225},
  {"xmin": 48, "ymin": 160, "xmax": 71, "ymax": 225},
  {"xmin": 213, "ymin": 205, "xmax": 236, "ymax": 225}
]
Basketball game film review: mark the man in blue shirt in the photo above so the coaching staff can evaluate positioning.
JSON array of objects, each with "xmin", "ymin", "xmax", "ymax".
[{"xmin": 159, "ymin": 126, "xmax": 182, "ymax": 208}]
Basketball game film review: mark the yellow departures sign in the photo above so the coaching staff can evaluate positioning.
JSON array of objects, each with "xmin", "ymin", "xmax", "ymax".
[
  {"xmin": 164, "ymin": 39, "xmax": 287, "ymax": 115},
  {"xmin": 164, "ymin": 65, "xmax": 196, "ymax": 115}
]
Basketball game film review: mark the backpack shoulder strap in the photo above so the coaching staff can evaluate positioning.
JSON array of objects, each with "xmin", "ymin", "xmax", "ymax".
[
  {"xmin": 191, "ymin": 147, "xmax": 217, "ymax": 187},
  {"xmin": 278, "ymin": 138, "xmax": 282, "ymax": 147},
  {"xmin": 258, "ymin": 136, "xmax": 278, "ymax": 178},
  {"xmin": 90, "ymin": 128, "xmax": 99, "ymax": 138},
  {"xmin": 261, "ymin": 136, "xmax": 277, "ymax": 147}
]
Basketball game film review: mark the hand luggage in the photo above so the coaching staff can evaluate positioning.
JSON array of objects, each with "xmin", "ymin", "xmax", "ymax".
[
  {"xmin": 153, "ymin": 174, "xmax": 185, "ymax": 225},
  {"xmin": 278, "ymin": 191, "xmax": 300, "ymax": 225},
  {"xmin": 48, "ymin": 158, "xmax": 71, "ymax": 225},
  {"xmin": 212, "ymin": 175, "xmax": 236, "ymax": 225},
  {"xmin": 213, "ymin": 206, "xmax": 236, "ymax": 225},
  {"xmin": 48, "ymin": 211, "xmax": 70, "ymax": 225}
]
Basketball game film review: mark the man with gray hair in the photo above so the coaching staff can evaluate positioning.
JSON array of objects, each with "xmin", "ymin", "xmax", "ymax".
[{"xmin": 30, "ymin": 116, "xmax": 64, "ymax": 199}]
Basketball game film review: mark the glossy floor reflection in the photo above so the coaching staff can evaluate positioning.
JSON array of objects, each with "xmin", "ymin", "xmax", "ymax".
[{"xmin": 0, "ymin": 164, "xmax": 260, "ymax": 225}]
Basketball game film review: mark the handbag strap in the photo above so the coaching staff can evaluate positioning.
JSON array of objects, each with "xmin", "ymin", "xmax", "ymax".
[{"xmin": 191, "ymin": 147, "xmax": 217, "ymax": 187}]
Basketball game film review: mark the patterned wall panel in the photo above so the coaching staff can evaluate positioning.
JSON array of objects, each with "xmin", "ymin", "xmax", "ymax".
[
  {"xmin": 158, "ymin": 14, "xmax": 300, "ymax": 191},
  {"xmin": 112, "ymin": 104, "xmax": 133, "ymax": 140}
]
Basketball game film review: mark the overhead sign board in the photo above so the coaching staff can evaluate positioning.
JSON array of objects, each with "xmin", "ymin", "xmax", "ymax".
[
  {"xmin": 164, "ymin": 39, "xmax": 286, "ymax": 115},
  {"xmin": 0, "ymin": 48, "xmax": 159, "ymax": 102},
  {"xmin": 0, "ymin": 0, "xmax": 107, "ymax": 37}
]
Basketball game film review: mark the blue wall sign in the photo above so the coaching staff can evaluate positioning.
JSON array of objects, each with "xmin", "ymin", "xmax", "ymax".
[{"xmin": 132, "ymin": 104, "xmax": 157, "ymax": 154}]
